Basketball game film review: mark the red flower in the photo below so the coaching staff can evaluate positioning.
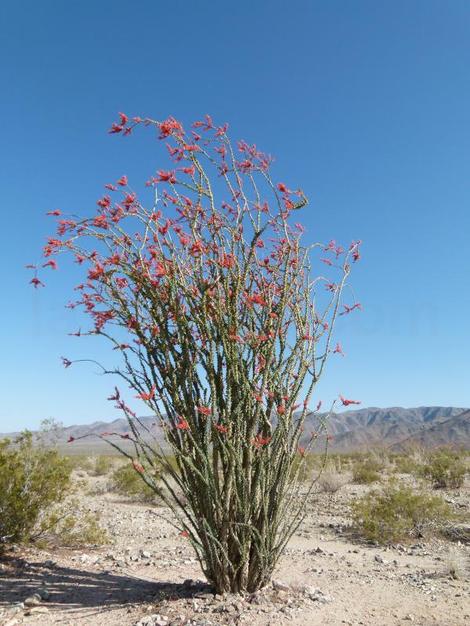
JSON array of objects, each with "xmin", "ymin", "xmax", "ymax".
[
  {"xmin": 339, "ymin": 395, "xmax": 361, "ymax": 406},
  {"xmin": 97, "ymin": 195, "xmax": 111, "ymax": 209},
  {"xmin": 109, "ymin": 123, "xmax": 124, "ymax": 134},
  {"xmin": 93, "ymin": 215, "xmax": 109, "ymax": 229},
  {"xmin": 182, "ymin": 144, "xmax": 200, "ymax": 152},
  {"xmin": 46, "ymin": 210, "xmax": 61, "ymax": 216},
  {"xmin": 154, "ymin": 262, "xmax": 167, "ymax": 277},
  {"xmin": 132, "ymin": 460, "xmax": 145, "ymax": 474},
  {"xmin": 181, "ymin": 166, "xmax": 195, "ymax": 176},
  {"xmin": 123, "ymin": 193, "xmax": 136, "ymax": 208},
  {"xmin": 246, "ymin": 292, "xmax": 267, "ymax": 307},
  {"xmin": 180, "ymin": 530, "xmax": 189, "ymax": 538},
  {"xmin": 333, "ymin": 343, "xmax": 344, "ymax": 356},
  {"xmin": 42, "ymin": 260, "xmax": 58, "ymax": 270},
  {"xmin": 117, "ymin": 175, "xmax": 128, "ymax": 186},
  {"xmin": 158, "ymin": 117, "xmax": 184, "ymax": 139},
  {"xmin": 252, "ymin": 435, "xmax": 272, "ymax": 449},
  {"xmin": 157, "ymin": 170, "xmax": 176, "ymax": 183},
  {"xmin": 219, "ymin": 253, "xmax": 235, "ymax": 269},
  {"xmin": 136, "ymin": 385, "xmax": 156, "ymax": 401},
  {"xmin": 197, "ymin": 406, "xmax": 212, "ymax": 416},
  {"xmin": 339, "ymin": 303, "xmax": 362, "ymax": 316},
  {"xmin": 176, "ymin": 416, "xmax": 190, "ymax": 430},
  {"xmin": 189, "ymin": 240, "xmax": 205, "ymax": 256},
  {"xmin": 214, "ymin": 423, "xmax": 228, "ymax": 434},
  {"xmin": 30, "ymin": 277, "xmax": 45, "ymax": 288},
  {"xmin": 107, "ymin": 388, "xmax": 120, "ymax": 401},
  {"xmin": 119, "ymin": 112, "xmax": 128, "ymax": 125},
  {"xmin": 88, "ymin": 264, "xmax": 105, "ymax": 280}
]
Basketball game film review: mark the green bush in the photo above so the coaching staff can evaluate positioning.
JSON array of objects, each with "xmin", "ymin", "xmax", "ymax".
[
  {"xmin": 66, "ymin": 454, "xmax": 94, "ymax": 473},
  {"xmin": 392, "ymin": 454, "xmax": 421, "ymax": 475},
  {"xmin": 109, "ymin": 463, "xmax": 158, "ymax": 502},
  {"xmin": 93, "ymin": 455, "xmax": 115, "ymax": 476},
  {"xmin": 0, "ymin": 433, "xmax": 71, "ymax": 547},
  {"xmin": 420, "ymin": 448, "xmax": 467, "ymax": 489},
  {"xmin": 317, "ymin": 468, "xmax": 349, "ymax": 493},
  {"xmin": 40, "ymin": 499, "xmax": 109, "ymax": 547},
  {"xmin": 352, "ymin": 458, "xmax": 383, "ymax": 484},
  {"xmin": 352, "ymin": 482, "xmax": 452, "ymax": 544}
]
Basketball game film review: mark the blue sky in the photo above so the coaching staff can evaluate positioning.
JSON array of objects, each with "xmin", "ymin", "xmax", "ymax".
[{"xmin": 1, "ymin": 0, "xmax": 469, "ymax": 431}]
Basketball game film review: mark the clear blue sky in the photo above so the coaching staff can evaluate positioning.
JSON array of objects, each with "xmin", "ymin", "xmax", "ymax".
[{"xmin": 1, "ymin": 0, "xmax": 469, "ymax": 431}]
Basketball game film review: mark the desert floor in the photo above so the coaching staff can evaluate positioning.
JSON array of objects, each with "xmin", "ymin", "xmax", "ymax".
[{"xmin": 1, "ymin": 473, "xmax": 469, "ymax": 626}]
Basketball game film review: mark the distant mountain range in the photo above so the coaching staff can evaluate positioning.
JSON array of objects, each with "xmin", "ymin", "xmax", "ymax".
[
  {"xmin": 2, "ymin": 406, "xmax": 469, "ymax": 453},
  {"xmin": 303, "ymin": 406, "xmax": 469, "ymax": 452}
]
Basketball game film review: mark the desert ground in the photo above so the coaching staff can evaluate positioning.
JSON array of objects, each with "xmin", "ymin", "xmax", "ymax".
[{"xmin": 1, "ymin": 465, "xmax": 469, "ymax": 626}]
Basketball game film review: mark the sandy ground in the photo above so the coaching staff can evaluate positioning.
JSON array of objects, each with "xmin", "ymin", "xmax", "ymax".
[{"xmin": 1, "ymin": 474, "xmax": 469, "ymax": 626}]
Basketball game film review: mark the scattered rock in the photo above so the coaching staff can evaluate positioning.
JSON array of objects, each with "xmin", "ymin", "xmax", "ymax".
[
  {"xmin": 272, "ymin": 579, "xmax": 290, "ymax": 592},
  {"xmin": 134, "ymin": 615, "xmax": 169, "ymax": 626},
  {"xmin": 301, "ymin": 586, "xmax": 333, "ymax": 603},
  {"xmin": 25, "ymin": 606, "xmax": 50, "ymax": 616},
  {"xmin": 37, "ymin": 587, "xmax": 50, "ymax": 601}
]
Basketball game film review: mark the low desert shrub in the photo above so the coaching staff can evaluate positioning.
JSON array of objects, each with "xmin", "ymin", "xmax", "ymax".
[
  {"xmin": 317, "ymin": 472, "xmax": 348, "ymax": 493},
  {"xmin": 352, "ymin": 458, "xmax": 383, "ymax": 484},
  {"xmin": 420, "ymin": 448, "xmax": 466, "ymax": 489},
  {"xmin": 109, "ymin": 463, "xmax": 159, "ymax": 502},
  {"xmin": 352, "ymin": 482, "xmax": 452, "ymax": 544},
  {"xmin": 93, "ymin": 455, "xmax": 115, "ymax": 476},
  {"xmin": 0, "ymin": 433, "xmax": 72, "ymax": 547},
  {"xmin": 392, "ymin": 454, "xmax": 421, "ymax": 476},
  {"xmin": 442, "ymin": 549, "xmax": 468, "ymax": 580},
  {"xmin": 66, "ymin": 454, "xmax": 94, "ymax": 473},
  {"xmin": 40, "ymin": 501, "xmax": 109, "ymax": 547},
  {"xmin": 317, "ymin": 467, "xmax": 350, "ymax": 493}
]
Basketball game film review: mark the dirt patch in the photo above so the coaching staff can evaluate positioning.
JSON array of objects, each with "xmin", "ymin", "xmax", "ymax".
[{"xmin": 1, "ymin": 478, "xmax": 469, "ymax": 626}]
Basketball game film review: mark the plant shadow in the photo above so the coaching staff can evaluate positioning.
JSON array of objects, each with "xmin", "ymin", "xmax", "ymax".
[{"xmin": 0, "ymin": 554, "xmax": 211, "ymax": 617}]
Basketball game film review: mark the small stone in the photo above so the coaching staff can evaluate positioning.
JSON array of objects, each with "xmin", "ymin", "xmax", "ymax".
[
  {"xmin": 37, "ymin": 588, "xmax": 50, "ymax": 601},
  {"xmin": 134, "ymin": 615, "xmax": 168, "ymax": 626},
  {"xmin": 141, "ymin": 550, "xmax": 152, "ymax": 559},
  {"xmin": 272, "ymin": 579, "xmax": 290, "ymax": 592},
  {"xmin": 25, "ymin": 606, "xmax": 50, "ymax": 615},
  {"xmin": 374, "ymin": 554, "xmax": 387, "ymax": 564},
  {"xmin": 24, "ymin": 594, "xmax": 42, "ymax": 607},
  {"xmin": 304, "ymin": 587, "xmax": 333, "ymax": 603}
]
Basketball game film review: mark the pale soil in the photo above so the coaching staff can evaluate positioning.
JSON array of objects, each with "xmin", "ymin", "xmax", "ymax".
[{"xmin": 1, "ymin": 475, "xmax": 469, "ymax": 626}]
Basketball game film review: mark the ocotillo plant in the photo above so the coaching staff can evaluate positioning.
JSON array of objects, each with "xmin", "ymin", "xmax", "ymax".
[{"xmin": 30, "ymin": 113, "xmax": 361, "ymax": 593}]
